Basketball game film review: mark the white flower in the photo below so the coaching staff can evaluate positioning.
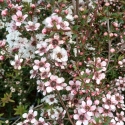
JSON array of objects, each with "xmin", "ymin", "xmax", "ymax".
[
  {"xmin": 51, "ymin": 46, "xmax": 68, "ymax": 62},
  {"xmin": 41, "ymin": 94, "xmax": 58, "ymax": 105},
  {"xmin": 66, "ymin": 14, "xmax": 74, "ymax": 21}
]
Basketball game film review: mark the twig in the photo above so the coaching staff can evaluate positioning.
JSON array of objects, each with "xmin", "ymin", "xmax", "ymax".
[
  {"xmin": 72, "ymin": 0, "xmax": 76, "ymax": 15},
  {"xmin": 56, "ymin": 90, "xmax": 75, "ymax": 125},
  {"xmin": 106, "ymin": 13, "xmax": 111, "ymax": 69},
  {"xmin": 11, "ymin": 117, "xmax": 21, "ymax": 125},
  {"xmin": 76, "ymin": 0, "xmax": 79, "ymax": 15}
]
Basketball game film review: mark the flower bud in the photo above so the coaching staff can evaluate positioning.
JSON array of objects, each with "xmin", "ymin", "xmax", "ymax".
[{"xmin": 110, "ymin": 48, "xmax": 115, "ymax": 53}]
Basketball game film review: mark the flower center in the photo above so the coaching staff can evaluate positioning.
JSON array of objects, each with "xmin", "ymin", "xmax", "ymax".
[
  {"xmin": 41, "ymin": 72, "xmax": 47, "ymax": 77},
  {"xmin": 17, "ymin": 16, "xmax": 23, "ymax": 21},
  {"xmin": 72, "ymin": 85, "xmax": 76, "ymax": 89},
  {"xmin": 51, "ymin": 81, "xmax": 56, "ymax": 87},
  {"xmin": 15, "ymin": 61, "xmax": 20, "ymax": 66},
  {"xmin": 57, "ymin": 53, "xmax": 62, "ymax": 59},
  {"xmin": 107, "ymin": 100, "xmax": 111, "ymax": 105},
  {"xmin": 85, "ymin": 106, "xmax": 90, "ymax": 111},
  {"xmin": 52, "ymin": 39, "xmax": 58, "ymax": 45},
  {"xmin": 79, "ymin": 114, "xmax": 84, "ymax": 120},
  {"xmin": 28, "ymin": 114, "xmax": 34, "ymax": 120},
  {"xmin": 39, "ymin": 47, "xmax": 45, "ymax": 52},
  {"xmin": 50, "ymin": 98, "xmax": 54, "ymax": 102},
  {"xmin": 73, "ymin": 98, "xmax": 78, "ymax": 104},
  {"xmin": 120, "ymin": 84, "xmax": 123, "ymax": 87}
]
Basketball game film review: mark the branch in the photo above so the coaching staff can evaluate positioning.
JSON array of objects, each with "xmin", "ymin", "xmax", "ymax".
[
  {"xmin": 72, "ymin": 0, "xmax": 76, "ymax": 15},
  {"xmin": 76, "ymin": 0, "xmax": 79, "ymax": 15},
  {"xmin": 56, "ymin": 90, "xmax": 75, "ymax": 125},
  {"xmin": 106, "ymin": 17, "xmax": 112, "ymax": 69}
]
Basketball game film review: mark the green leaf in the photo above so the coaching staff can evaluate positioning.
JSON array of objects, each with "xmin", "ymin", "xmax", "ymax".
[
  {"xmin": 73, "ymin": 25, "xmax": 80, "ymax": 30},
  {"xmin": 0, "ymin": 120, "xmax": 4, "ymax": 125},
  {"xmin": 14, "ymin": 105, "xmax": 27, "ymax": 116},
  {"xmin": 0, "ymin": 113, "xmax": 4, "ymax": 117},
  {"xmin": 72, "ymin": 34, "xmax": 77, "ymax": 40},
  {"xmin": 1, "ymin": 92, "xmax": 15, "ymax": 106}
]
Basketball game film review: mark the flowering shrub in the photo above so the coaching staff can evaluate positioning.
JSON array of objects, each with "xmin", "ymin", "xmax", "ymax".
[{"xmin": 0, "ymin": 0, "xmax": 125, "ymax": 125}]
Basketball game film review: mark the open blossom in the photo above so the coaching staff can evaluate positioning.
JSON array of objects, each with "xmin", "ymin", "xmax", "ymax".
[
  {"xmin": 51, "ymin": 46, "xmax": 68, "ymax": 62},
  {"xmin": 22, "ymin": 109, "xmax": 37, "ymax": 123},
  {"xmin": 45, "ymin": 75, "xmax": 67, "ymax": 93},
  {"xmin": 66, "ymin": 80, "xmax": 81, "ymax": 95},
  {"xmin": 115, "ymin": 111, "xmax": 125, "ymax": 125},
  {"xmin": 102, "ymin": 94, "xmax": 116, "ymax": 111},
  {"xmin": 41, "ymin": 94, "xmax": 58, "ymax": 105},
  {"xmin": 115, "ymin": 76, "xmax": 125, "ymax": 91},
  {"xmin": 81, "ymin": 99, "xmax": 96, "ymax": 116},
  {"xmin": 30, "ymin": 69, "xmax": 38, "ymax": 79},
  {"xmin": 37, "ymin": 80, "xmax": 47, "ymax": 95},
  {"xmin": 10, "ymin": 54, "xmax": 23, "ymax": 70},
  {"xmin": 59, "ymin": 21, "xmax": 70, "ymax": 30},
  {"xmin": 33, "ymin": 57, "xmax": 50, "ymax": 71},
  {"xmin": 43, "ymin": 13, "xmax": 62, "ymax": 29},
  {"xmin": 73, "ymin": 108, "xmax": 91, "ymax": 125},
  {"xmin": 45, "ymin": 34, "xmax": 64, "ymax": 49},
  {"xmin": 12, "ymin": 10, "xmax": 28, "ymax": 26},
  {"xmin": 25, "ymin": 21, "xmax": 40, "ymax": 31},
  {"xmin": 92, "ymin": 72, "xmax": 105, "ymax": 84},
  {"xmin": 35, "ymin": 42, "xmax": 49, "ymax": 56},
  {"xmin": 95, "ymin": 57, "xmax": 107, "ymax": 72},
  {"xmin": 39, "ymin": 67, "xmax": 51, "ymax": 79}
]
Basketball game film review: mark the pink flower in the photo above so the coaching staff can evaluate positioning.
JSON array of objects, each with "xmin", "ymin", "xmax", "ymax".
[
  {"xmin": 92, "ymin": 72, "xmax": 105, "ymax": 84},
  {"xmin": 23, "ymin": 109, "xmax": 37, "ymax": 123},
  {"xmin": 81, "ymin": 99, "xmax": 96, "ymax": 116},
  {"xmin": 43, "ymin": 13, "xmax": 62, "ymax": 29},
  {"xmin": 37, "ymin": 80, "xmax": 47, "ymax": 95},
  {"xmin": 95, "ymin": 57, "xmax": 107, "ymax": 72},
  {"xmin": 59, "ymin": 21, "xmax": 70, "ymax": 30},
  {"xmin": 30, "ymin": 69, "xmax": 38, "ymax": 79},
  {"xmin": 12, "ymin": 10, "xmax": 28, "ymax": 26},
  {"xmin": 102, "ymin": 108, "xmax": 113, "ymax": 117},
  {"xmin": 46, "ymin": 34, "xmax": 64, "ymax": 49},
  {"xmin": 45, "ymin": 75, "xmax": 67, "ymax": 93},
  {"xmin": 102, "ymin": 94, "xmax": 116, "ymax": 111},
  {"xmin": 10, "ymin": 54, "xmax": 23, "ymax": 70},
  {"xmin": 39, "ymin": 67, "xmax": 51, "ymax": 80},
  {"xmin": 0, "ymin": 55, "xmax": 4, "ymax": 61},
  {"xmin": 73, "ymin": 109, "xmax": 91, "ymax": 125},
  {"xmin": 115, "ymin": 111, "xmax": 125, "ymax": 125},
  {"xmin": 1, "ymin": 9, "xmax": 8, "ymax": 16},
  {"xmin": 25, "ymin": 21, "xmax": 40, "ymax": 31},
  {"xmin": 0, "ymin": 40, "xmax": 6, "ymax": 47},
  {"xmin": 66, "ymin": 80, "xmax": 81, "ymax": 95},
  {"xmin": 115, "ymin": 76, "xmax": 125, "ymax": 91},
  {"xmin": 33, "ymin": 57, "xmax": 50, "ymax": 71}
]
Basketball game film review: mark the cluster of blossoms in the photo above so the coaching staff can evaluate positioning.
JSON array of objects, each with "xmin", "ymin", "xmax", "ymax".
[{"xmin": 0, "ymin": 0, "xmax": 125, "ymax": 125}]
